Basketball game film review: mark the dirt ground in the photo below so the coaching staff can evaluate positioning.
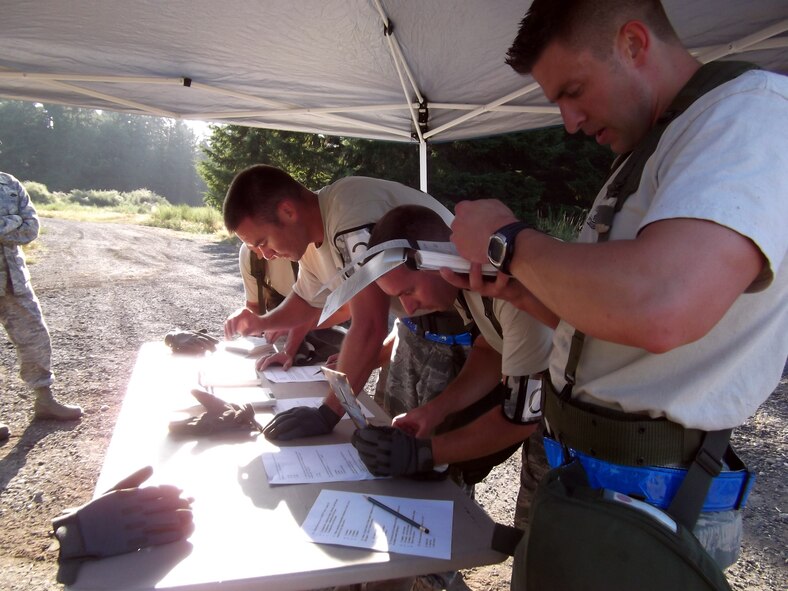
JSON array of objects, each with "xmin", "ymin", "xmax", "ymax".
[{"xmin": 0, "ymin": 218, "xmax": 785, "ymax": 590}]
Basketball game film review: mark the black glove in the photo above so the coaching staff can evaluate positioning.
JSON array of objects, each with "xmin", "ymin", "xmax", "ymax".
[
  {"xmin": 351, "ymin": 426, "xmax": 434, "ymax": 477},
  {"xmin": 164, "ymin": 328, "xmax": 219, "ymax": 354},
  {"xmin": 169, "ymin": 388, "xmax": 263, "ymax": 436},
  {"xmin": 263, "ymin": 404, "xmax": 341, "ymax": 441},
  {"xmin": 52, "ymin": 467, "xmax": 194, "ymax": 585}
]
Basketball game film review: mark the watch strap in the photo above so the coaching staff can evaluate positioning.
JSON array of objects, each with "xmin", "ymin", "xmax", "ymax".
[{"xmin": 492, "ymin": 221, "xmax": 530, "ymax": 275}]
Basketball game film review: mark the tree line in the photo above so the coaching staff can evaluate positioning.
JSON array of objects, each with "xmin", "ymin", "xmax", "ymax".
[
  {"xmin": 1, "ymin": 100, "xmax": 614, "ymax": 228},
  {"xmin": 200, "ymin": 125, "xmax": 613, "ymax": 230},
  {"xmin": 0, "ymin": 100, "xmax": 205, "ymax": 205}
]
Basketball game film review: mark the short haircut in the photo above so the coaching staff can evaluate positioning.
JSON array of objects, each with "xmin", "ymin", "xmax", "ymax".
[
  {"xmin": 368, "ymin": 205, "xmax": 451, "ymax": 249},
  {"xmin": 506, "ymin": 0, "xmax": 679, "ymax": 74},
  {"xmin": 223, "ymin": 164, "xmax": 305, "ymax": 232}
]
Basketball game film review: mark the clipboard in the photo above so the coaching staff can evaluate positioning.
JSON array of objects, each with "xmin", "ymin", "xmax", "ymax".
[{"xmin": 321, "ymin": 367, "xmax": 369, "ymax": 429}]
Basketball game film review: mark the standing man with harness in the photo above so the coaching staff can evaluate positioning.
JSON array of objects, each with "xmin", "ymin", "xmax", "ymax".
[{"xmin": 446, "ymin": 0, "xmax": 787, "ymax": 586}]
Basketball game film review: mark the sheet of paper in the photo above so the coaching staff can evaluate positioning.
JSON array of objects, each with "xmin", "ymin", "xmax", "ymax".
[
  {"xmin": 262, "ymin": 365, "xmax": 327, "ymax": 383},
  {"xmin": 274, "ymin": 397, "xmax": 373, "ymax": 421},
  {"xmin": 198, "ymin": 350, "xmax": 262, "ymax": 387},
  {"xmin": 221, "ymin": 336, "xmax": 273, "ymax": 356},
  {"xmin": 261, "ymin": 443, "xmax": 377, "ymax": 484},
  {"xmin": 208, "ymin": 385, "xmax": 276, "ymax": 408},
  {"xmin": 302, "ymin": 490, "xmax": 453, "ymax": 559}
]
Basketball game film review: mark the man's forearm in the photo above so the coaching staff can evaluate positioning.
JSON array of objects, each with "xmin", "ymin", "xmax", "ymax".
[
  {"xmin": 323, "ymin": 284, "xmax": 389, "ymax": 417},
  {"xmin": 431, "ymin": 408, "xmax": 537, "ymax": 465},
  {"xmin": 281, "ymin": 322, "xmax": 314, "ymax": 358}
]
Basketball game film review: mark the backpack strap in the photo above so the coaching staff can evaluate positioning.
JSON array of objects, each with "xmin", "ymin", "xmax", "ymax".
[
  {"xmin": 667, "ymin": 428, "xmax": 732, "ymax": 529},
  {"xmin": 249, "ymin": 251, "xmax": 298, "ymax": 313}
]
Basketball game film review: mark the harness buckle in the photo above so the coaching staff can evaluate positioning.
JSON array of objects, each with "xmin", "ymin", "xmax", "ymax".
[{"xmin": 695, "ymin": 446, "xmax": 723, "ymax": 478}]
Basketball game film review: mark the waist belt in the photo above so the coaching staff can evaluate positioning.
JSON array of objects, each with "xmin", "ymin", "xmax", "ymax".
[
  {"xmin": 401, "ymin": 317, "xmax": 473, "ymax": 347},
  {"xmin": 543, "ymin": 436, "xmax": 754, "ymax": 513},
  {"xmin": 543, "ymin": 376, "xmax": 705, "ymax": 466}
]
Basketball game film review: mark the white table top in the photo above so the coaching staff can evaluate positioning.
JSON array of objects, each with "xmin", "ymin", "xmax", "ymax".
[{"xmin": 69, "ymin": 342, "xmax": 505, "ymax": 591}]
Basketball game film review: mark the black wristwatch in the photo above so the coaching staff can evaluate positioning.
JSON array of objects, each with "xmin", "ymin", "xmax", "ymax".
[{"xmin": 487, "ymin": 221, "xmax": 530, "ymax": 275}]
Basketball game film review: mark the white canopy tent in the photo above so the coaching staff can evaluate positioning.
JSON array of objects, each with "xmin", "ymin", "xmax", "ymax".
[{"xmin": 1, "ymin": 0, "xmax": 786, "ymax": 190}]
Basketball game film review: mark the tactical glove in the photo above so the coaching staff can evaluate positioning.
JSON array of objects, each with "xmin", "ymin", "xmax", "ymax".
[
  {"xmin": 351, "ymin": 426, "xmax": 434, "ymax": 477},
  {"xmin": 168, "ymin": 388, "xmax": 263, "ymax": 436},
  {"xmin": 52, "ymin": 467, "xmax": 194, "ymax": 585},
  {"xmin": 263, "ymin": 403, "xmax": 341, "ymax": 441},
  {"xmin": 164, "ymin": 328, "xmax": 219, "ymax": 354}
]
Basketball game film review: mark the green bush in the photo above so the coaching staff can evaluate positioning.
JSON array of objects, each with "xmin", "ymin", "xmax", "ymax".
[
  {"xmin": 68, "ymin": 188, "xmax": 123, "ymax": 208},
  {"xmin": 122, "ymin": 188, "xmax": 169, "ymax": 208},
  {"xmin": 22, "ymin": 180, "xmax": 56, "ymax": 204}
]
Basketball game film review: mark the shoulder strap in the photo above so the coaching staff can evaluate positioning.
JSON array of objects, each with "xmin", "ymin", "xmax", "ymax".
[
  {"xmin": 249, "ymin": 250, "xmax": 267, "ymax": 312},
  {"xmin": 456, "ymin": 292, "xmax": 502, "ymax": 340},
  {"xmin": 482, "ymin": 296, "xmax": 503, "ymax": 339},
  {"xmin": 249, "ymin": 252, "xmax": 299, "ymax": 313},
  {"xmin": 592, "ymin": 61, "xmax": 760, "ymax": 241}
]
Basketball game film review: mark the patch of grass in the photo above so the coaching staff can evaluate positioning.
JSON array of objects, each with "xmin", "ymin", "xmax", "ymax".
[
  {"xmin": 537, "ymin": 207, "xmax": 587, "ymax": 241},
  {"xmin": 30, "ymin": 185, "xmax": 226, "ymax": 235},
  {"xmin": 144, "ymin": 204, "xmax": 225, "ymax": 234}
]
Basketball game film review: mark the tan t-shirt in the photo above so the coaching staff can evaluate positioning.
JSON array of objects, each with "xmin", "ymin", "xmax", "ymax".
[
  {"xmin": 292, "ymin": 176, "xmax": 454, "ymax": 310},
  {"xmin": 456, "ymin": 291, "xmax": 552, "ymax": 377}
]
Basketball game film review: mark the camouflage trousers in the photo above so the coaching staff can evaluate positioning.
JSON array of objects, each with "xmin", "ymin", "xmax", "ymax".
[
  {"xmin": 514, "ymin": 423, "xmax": 550, "ymax": 531},
  {"xmin": 383, "ymin": 321, "xmax": 469, "ymax": 418},
  {"xmin": 0, "ymin": 284, "xmax": 53, "ymax": 390}
]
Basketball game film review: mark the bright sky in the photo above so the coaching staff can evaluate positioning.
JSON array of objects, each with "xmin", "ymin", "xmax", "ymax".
[{"xmin": 183, "ymin": 118, "xmax": 212, "ymax": 140}]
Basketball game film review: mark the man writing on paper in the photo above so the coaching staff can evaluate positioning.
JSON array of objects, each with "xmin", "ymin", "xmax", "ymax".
[
  {"xmin": 350, "ymin": 205, "xmax": 554, "ymax": 530},
  {"xmin": 444, "ymin": 0, "xmax": 787, "ymax": 579},
  {"xmin": 227, "ymin": 243, "xmax": 345, "ymax": 370},
  {"xmin": 222, "ymin": 165, "xmax": 473, "ymax": 444}
]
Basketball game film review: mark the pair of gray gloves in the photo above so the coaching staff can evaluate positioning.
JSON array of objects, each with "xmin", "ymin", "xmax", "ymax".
[
  {"xmin": 52, "ymin": 467, "xmax": 194, "ymax": 584},
  {"xmin": 263, "ymin": 404, "xmax": 434, "ymax": 477},
  {"xmin": 164, "ymin": 328, "xmax": 219, "ymax": 354}
]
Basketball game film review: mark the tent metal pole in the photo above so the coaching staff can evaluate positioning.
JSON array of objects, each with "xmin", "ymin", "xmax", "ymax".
[
  {"xmin": 38, "ymin": 79, "xmax": 177, "ymax": 118},
  {"xmin": 695, "ymin": 19, "xmax": 788, "ymax": 63},
  {"xmin": 419, "ymin": 140, "xmax": 428, "ymax": 192},
  {"xmin": 424, "ymin": 82, "xmax": 541, "ymax": 140}
]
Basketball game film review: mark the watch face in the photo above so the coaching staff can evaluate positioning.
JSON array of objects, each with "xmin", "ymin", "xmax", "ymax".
[{"xmin": 488, "ymin": 234, "xmax": 507, "ymax": 266}]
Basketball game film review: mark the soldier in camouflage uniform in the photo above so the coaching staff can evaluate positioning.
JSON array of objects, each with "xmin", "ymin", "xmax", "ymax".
[{"xmin": 0, "ymin": 172, "xmax": 82, "ymax": 440}]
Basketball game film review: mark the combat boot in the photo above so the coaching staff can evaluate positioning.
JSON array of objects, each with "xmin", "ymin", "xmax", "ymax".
[
  {"xmin": 33, "ymin": 387, "xmax": 83, "ymax": 421},
  {"xmin": 0, "ymin": 422, "xmax": 9, "ymax": 441}
]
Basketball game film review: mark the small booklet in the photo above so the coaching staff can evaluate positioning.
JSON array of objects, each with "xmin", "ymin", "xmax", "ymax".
[
  {"xmin": 321, "ymin": 367, "xmax": 369, "ymax": 429},
  {"xmin": 411, "ymin": 240, "xmax": 497, "ymax": 275}
]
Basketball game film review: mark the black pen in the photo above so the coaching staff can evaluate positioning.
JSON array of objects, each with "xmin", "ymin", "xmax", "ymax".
[{"xmin": 365, "ymin": 495, "xmax": 430, "ymax": 534}]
